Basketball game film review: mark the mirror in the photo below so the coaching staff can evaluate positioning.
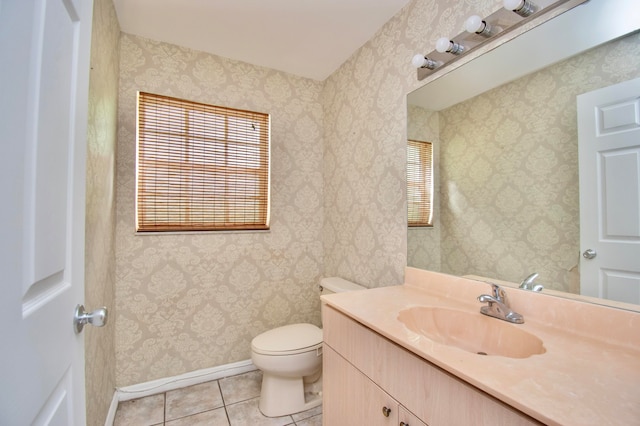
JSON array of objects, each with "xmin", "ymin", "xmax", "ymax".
[{"xmin": 407, "ymin": 0, "xmax": 640, "ymax": 305}]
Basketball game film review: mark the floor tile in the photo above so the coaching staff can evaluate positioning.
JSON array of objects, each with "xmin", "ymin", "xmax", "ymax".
[
  {"xmin": 219, "ymin": 370, "xmax": 263, "ymax": 405},
  {"xmin": 165, "ymin": 407, "xmax": 230, "ymax": 426},
  {"xmin": 291, "ymin": 404, "xmax": 322, "ymax": 423},
  {"xmin": 113, "ymin": 394, "xmax": 164, "ymax": 426},
  {"xmin": 295, "ymin": 414, "xmax": 322, "ymax": 426},
  {"xmin": 225, "ymin": 397, "xmax": 294, "ymax": 426},
  {"xmin": 113, "ymin": 370, "xmax": 322, "ymax": 426},
  {"xmin": 165, "ymin": 380, "xmax": 224, "ymax": 421}
]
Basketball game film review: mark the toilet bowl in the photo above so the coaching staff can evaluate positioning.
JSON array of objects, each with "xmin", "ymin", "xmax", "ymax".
[
  {"xmin": 251, "ymin": 277, "xmax": 365, "ymax": 417},
  {"xmin": 251, "ymin": 323, "xmax": 323, "ymax": 417}
]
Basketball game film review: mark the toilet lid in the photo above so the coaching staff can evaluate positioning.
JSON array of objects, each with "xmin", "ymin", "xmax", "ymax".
[{"xmin": 251, "ymin": 323, "xmax": 322, "ymax": 355}]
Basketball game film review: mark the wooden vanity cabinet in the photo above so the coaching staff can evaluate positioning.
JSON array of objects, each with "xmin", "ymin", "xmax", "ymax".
[
  {"xmin": 322, "ymin": 305, "xmax": 542, "ymax": 426},
  {"xmin": 324, "ymin": 345, "xmax": 427, "ymax": 426}
]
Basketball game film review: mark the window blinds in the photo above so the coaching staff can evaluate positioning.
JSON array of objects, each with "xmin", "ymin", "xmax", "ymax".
[
  {"xmin": 136, "ymin": 92, "xmax": 270, "ymax": 232},
  {"xmin": 407, "ymin": 140, "xmax": 433, "ymax": 227}
]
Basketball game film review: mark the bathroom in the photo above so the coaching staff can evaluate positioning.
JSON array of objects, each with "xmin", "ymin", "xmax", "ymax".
[{"xmin": 1, "ymin": 0, "xmax": 638, "ymax": 424}]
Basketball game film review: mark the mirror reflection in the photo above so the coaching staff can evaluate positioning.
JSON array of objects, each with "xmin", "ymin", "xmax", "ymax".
[{"xmin": 407, "ymin": 3, "xmax": 640, "ymax": 303}]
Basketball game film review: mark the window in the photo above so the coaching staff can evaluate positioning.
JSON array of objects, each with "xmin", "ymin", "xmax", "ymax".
[
  {"xmin": 136, "ymin": 92, "xmax": 270, "ymax": 232},
  {"xmin": 407, "ymin": 140, "xmax": 433, "ymax": 227}
]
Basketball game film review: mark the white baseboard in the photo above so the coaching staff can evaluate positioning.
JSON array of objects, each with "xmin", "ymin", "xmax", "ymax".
[
  {"xmin": 115, "ymin": 359, "xmax": 257, "ymax": 402},
  {"xmin": 104, "ymin": 392, "xmax": 119, "ymax": 426}
]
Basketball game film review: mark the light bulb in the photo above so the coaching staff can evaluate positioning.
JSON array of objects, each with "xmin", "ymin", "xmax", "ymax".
[
  {"xmin": 411, "ymin": 54, "xmax": 438, "ymax": 70},
  {"xmin": 435, "ymin": 37, "xmax": 464, "ymax": 55},
  {"xmin": 464, "ymin": 15, "xmax": 484, "ymax": 34},
  {"xmin": 435, "ymin": 37, "xmax": 451, "ymax": 53},
  {"xmin": 412, "ymin": 54, "xmax": 427, "ymax": 68},
  {"xmin": 464, "ymin": 15, "xmax": 499, "ymax": 37},
  {"xmin": 503, "ymin": 0, "xmax": 537, "ymax": 17},
  {"xmin": 503, "ymin": 0, "xmax": 524, "ymax": 10}
]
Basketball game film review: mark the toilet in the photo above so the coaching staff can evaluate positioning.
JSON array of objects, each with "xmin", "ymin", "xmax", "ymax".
[{"xmin": 251, "ymin": 277, "xmax": 365, "ymax": 417}]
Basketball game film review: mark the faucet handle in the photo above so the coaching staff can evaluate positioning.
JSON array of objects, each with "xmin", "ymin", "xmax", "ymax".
[
  {"xmin": 484, "ymin": 282, "xmax": 506, "ymax": 302},
  {"xmin": 478, "ymin": 282, "xmax": 524, "ymax": 324},
  {"xmin": 520, "ymin": 272, "xmax": 544, "ymax": 291}
]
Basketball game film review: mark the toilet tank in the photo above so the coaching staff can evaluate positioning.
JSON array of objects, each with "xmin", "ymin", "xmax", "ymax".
[{"xmin": 319, "ymin": 277, "xmax": 366, "ymax": 295}]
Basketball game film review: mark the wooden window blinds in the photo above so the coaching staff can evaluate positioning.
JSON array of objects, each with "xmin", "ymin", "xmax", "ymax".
[
  {"xmin": 136, "ymin": 92, "xmax": 270, "ymax": 232},
  {"xmin": 407, "ymin": 140, "xmax": 433, "ymax": 227}
]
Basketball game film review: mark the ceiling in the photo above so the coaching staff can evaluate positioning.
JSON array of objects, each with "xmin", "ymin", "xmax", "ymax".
[{"xmin": 112, "ymin": 0, "xmax": 411, "ymax": 81}]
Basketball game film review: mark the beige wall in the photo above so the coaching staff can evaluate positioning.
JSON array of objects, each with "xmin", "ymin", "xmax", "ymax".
[
  {"xmin": 115, "ymin": 34, "xmax": 325, "ymax": 386},
  {"xmin": 322, "ymin": 0, "xmax": 497, "ymax": 286},
  {"xmin": 110, "ymin": 0, "xmax": 497, "ymax": 389},
  {"xmin": 436, "ymin": 31, "xmax": 640, "ymax": 292},
  {"xmin": 85, "ymin": 0, "xmax": 120, "ymax": 423},
  {"xmin": 407, "ymin": 105, "xmax": 441, "ymax": 271},
  {"xmin": 106, "ymin": 0, "xmax": 640, "ymax": 395}
]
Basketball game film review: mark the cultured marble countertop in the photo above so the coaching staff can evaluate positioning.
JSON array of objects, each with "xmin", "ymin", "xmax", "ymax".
[{"xmin": 321, "ymin": 267, "xmax": 640, "ymax": 426}]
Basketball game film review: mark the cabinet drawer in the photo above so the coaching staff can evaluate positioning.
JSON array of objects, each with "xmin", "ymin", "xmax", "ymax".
[
  {"xmin": 399, "ymin": 406, "xmax": 427, "ymax": 426},
  {"xmin": 323, "ymin": 305, "xmax": 542, "ymax": 426},
  {"xmin": 323, "ymin": 345, "xmax": 398, "ymax": 426}
]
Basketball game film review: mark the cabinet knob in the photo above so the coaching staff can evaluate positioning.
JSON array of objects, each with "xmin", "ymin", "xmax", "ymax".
[
  {"xmin": 400, "ymin": 422, "xmax": 409, "ymax": 426},
  {"xmin": 382, "ymin": 406, "xmax": 392, "ymax": 417}
]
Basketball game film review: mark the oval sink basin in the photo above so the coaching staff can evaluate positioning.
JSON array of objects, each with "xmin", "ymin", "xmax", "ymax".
[{"xmin": 397, "ymin": 306, "xmax": 545, "ymax": 358}]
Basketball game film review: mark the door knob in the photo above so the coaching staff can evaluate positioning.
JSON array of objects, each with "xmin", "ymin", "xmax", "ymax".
[
  {"xmin": 74, "ymin": 304, "xmax": 108, "ymax": 334},
  {"xmin": 582, "ymin": 249, "xmax": 597, "ymax": 259}
]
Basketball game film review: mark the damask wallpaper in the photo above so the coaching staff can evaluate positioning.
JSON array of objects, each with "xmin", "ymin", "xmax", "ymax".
[
  {"xmin": 437, "ymin": 31, "xmax": 640, "ymax": 293},
  {"xmin": 407, "ymin": 104, "xmax": 441, "ymax": 271},
  {"xmin": 115, "ymin": 34, "xmax": 325, "ymax": 386},
  {"xmin": 113, "ymin": 0, "xmax": 505, "ymax": 388},
  {"xmin": 111, "ymin": 0, "xmax": 638, "ymax": 390},
  {"xmin": 85, "ymin": 0, "xmax": 120, "ymax": 423},
  {"xmin": 322, "ymin": 0, "xmax": 497, "ymax": 286}
]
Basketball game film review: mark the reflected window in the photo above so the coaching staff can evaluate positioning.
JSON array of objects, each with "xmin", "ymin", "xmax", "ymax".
[{"xmin": 407, "ymin": 140, "xmax": 433, "ymax": 227}]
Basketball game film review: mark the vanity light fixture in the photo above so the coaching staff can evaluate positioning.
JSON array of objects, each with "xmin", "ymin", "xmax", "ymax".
[
  {"xmin": 464, "ymin": 15, "xmax": 499, "ymax": 38},
  {"xmin": 435, "ymin": 37, "xmax": 465, "ymax": 55},
  {"xmin": 503, "ymin": 0, "xmax": 538, "ymax": 17},
  {"xmin": 411, "ymin": 54, "xmax": 439, "ymax": 70}
]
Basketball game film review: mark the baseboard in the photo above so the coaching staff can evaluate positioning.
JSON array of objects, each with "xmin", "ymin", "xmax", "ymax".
[
  {"xmin": 104, "ymin": 391, "xmax": 119, "ymax": 426},
  {"xmin": 116, "ymin": 359, "xmax": 257, "ymax": 402}
]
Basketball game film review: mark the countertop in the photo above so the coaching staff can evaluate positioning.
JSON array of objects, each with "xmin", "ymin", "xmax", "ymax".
[{"xmin": 321, "ymin": 267, "xmax": 640, "ymax": 425}]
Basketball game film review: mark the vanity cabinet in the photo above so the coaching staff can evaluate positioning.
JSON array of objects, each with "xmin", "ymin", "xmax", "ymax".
[
  {"xmin": 324, "ymin": 345, "xmax": 427, "ymax": 426},
  {"xmin": 322, "ymin": 305, "xmax": 542, "ymax": 426}
]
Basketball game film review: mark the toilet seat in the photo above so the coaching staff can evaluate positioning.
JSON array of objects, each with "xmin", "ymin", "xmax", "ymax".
[{"xmin": 251, "ymin": 323, "xmax": 322, "ymax": 356}]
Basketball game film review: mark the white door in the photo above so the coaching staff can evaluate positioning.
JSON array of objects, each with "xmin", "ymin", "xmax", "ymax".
[
  {"xmin": 578, "ymin": 77, "xmax": 640, "ymax": 305},
  {"xmin": 0, "ymin": 0, "xmax": 94, "ymax": 424}
]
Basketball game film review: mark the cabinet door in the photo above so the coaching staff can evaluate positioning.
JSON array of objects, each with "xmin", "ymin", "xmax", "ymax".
[
  {"xmin": 399, "ymin": 406, "xmax": 428, "ymax": 426},
  {"xmin": 323, "ymin": 345, "xmax": 398, "ymax": 426}
]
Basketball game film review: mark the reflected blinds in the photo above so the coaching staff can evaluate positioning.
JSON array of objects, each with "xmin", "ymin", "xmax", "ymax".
[
  {"xmin": 407, "ymin": 140, "xmax": 433, "ymax": 227},
  {"xmin": 136, "ymin": 92, "xmax": 270, "ymax": 232}
]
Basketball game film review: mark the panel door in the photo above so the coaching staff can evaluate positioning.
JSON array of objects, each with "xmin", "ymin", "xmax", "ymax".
[
  {"xmin": 0, "ymin": 0, "xmax": 94, "ymax": 424},
  {"xmin": 578, "ymin": 77, "xmax": 640, "ymax": 304}
]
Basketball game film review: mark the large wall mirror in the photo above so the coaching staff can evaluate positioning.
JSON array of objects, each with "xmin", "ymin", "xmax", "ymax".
[{"xmin": 407, "ymin": 0, "xmax": 640, "ymax": 307}]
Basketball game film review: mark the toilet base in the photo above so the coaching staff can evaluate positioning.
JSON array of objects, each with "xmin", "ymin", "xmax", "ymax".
[{"xmin": 258, "ymin": 372, "xmax": 322, "ymax": 417}]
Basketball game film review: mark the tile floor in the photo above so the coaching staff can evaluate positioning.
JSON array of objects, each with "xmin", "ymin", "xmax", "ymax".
[{"xmin": 113, "ymin": 370, "xmax": 322, "ymax": 426}]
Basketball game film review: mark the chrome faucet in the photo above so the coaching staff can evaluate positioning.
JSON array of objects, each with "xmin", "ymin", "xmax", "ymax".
[
  {"xmin": 477, "ymin": 282, "xmax": 524, "ymax": 324},
  {"xmin": 519, "ymin": 272, "xmax": 544, "ymax": 292}
]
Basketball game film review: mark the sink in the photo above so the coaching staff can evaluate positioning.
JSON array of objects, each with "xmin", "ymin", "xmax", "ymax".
[{"xmin": 397, "ymin": 306, "xmax": 545, "ymax": 358}]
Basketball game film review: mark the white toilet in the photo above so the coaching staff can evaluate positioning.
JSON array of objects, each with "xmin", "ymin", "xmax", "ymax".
[{"xmin": 251, "ymin": 277, "xmax": 365, "ymax": 417}]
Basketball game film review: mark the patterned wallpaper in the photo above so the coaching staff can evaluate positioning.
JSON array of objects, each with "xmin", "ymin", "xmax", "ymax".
[
  {"xmin": 112, "ymin": 0, "xmax": 504, "ymax": 387},
  {"xmin": 85, "ymin": 0, "xmax": 120, "ymax": 423},
  {"xmin": 115, "ymin": 35, "xmax": 325, "ymax": 385},
  {"xmin": 322, "ymin": 0, "xmax": 497, "ymax": 286},
  {"xmin": 432, "ymin": 32, "xmax": 640, "ymax": 293},
  {"xmin": 111, "ymin": 0, "xmax": 638, "ymax": 389},
  {"xmin": 407, "ymin": 104, "xmax": 441, "ymax": 271}
]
